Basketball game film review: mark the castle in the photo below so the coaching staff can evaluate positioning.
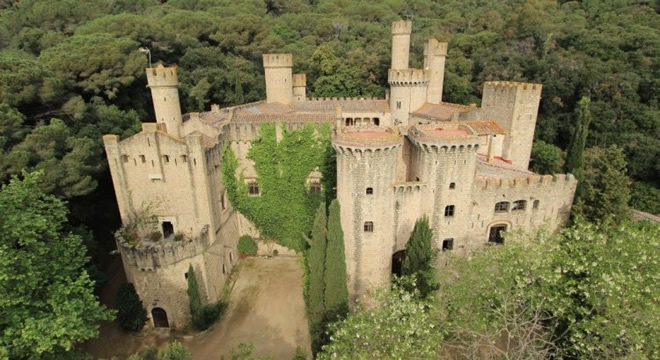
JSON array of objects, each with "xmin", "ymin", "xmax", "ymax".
[{"xmin": 103, "ymin": 20, "xmax": 577, "ymax": 329}]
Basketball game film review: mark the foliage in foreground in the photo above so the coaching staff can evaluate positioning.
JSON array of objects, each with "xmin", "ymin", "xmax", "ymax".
[
  {"xmin": 440, "ymin": 220, "xmax": 659, "ymax": 359},
  {"xmin": 187, "ymin": 264, "xmax": 221, "ymax": 331},
  {"xmin": 116, "ymin": 283, "xmax": 147, "ymax": 332},
  {"xmin": 127, "ymin": 341, "xmax": 191, "ymax": 360},
  {"xmin": 317, "ymin": 276, "xmax": 442, "ymax": 360},
  {"xmin": 0, "ymin": 172, "xmax": 114, "ymax": 359}
]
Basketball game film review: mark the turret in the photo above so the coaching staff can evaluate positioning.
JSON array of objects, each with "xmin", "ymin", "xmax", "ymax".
[
  {"xmin": 293, "ymin": 73, "xmax": 306, "ymax": 102},
  {"xmin": 480, "ymin": 81, "xmax": 542, "ymax": 169},
  {"xmin": 146, "ymin": 65, "xmax": 182, "ymax": 137},
  {"xmin": 388, "ymin": 69, "xmax": 430, "ymax": 126},
  {"xmin": 424, "ymin": 39, "xmax": 447, "ymax": 104},
  {"xmin": 333, "ymin": 129, "xmax": 401, "ymax": 303},
  {"xmin": 391, "ymin": 20, "xmax": 412, "ymax": 70},
  {"xmin": 263, "ymin": 54, "xmax": 293, "ymax": 105}
]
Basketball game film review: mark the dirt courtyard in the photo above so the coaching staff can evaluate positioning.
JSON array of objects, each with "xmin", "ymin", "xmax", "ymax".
[{"xmin": 186, "ymin": 256, "xmax": 311, "ymax": 359}]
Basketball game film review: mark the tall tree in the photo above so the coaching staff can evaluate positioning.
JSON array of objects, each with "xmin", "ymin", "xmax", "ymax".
[
  {"xmin": 0, "ymin": 172, "xmax": 113, "ymax": 359},
  {"xmin": 573, "ymin": 146, "xmax": 631, "ymax": 224},
  {"xmin": 565, "ymin": 96, "xmax": 592, "ymax": 194},
  {"xmin": 323, "ymin": 199, "xmax": 347, "ymax": 316},
  {"xmin": 307, "ymin": 202, "xmax": 327, "ymax": 326},
  {"xmin": 186, "ymin": 264, "xmax": 202, "ymax": 328},
  {"xmin": 401, "ymin": 216, "xmax": 437, "ymax": 297}
]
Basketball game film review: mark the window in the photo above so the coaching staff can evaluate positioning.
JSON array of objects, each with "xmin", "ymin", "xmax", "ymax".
[
  {"xmin": 396, "ymin": 101, "xmax": 402, "ymax": 109},
  {"xmin": 442, "ymin": 238, "xmax": 454, "ymax": 251},
  {"xmin": 364, "ymin": 221, "xmax": 374, "ymax": 232},
  {"xmin": 444, "ymin": 205, "xmax": 455, "ymax": 217},
  {"xmin": 494, "ymin": 201, "xmax": 509, "ymax": 213},
  {"xmin": 366, "ymin": 187, "xmax": 373, "ymax": 195},
  {"xmin": 248, "ymin": 181, "xmax": 259, "ymax": 196},
  {"xmin": 533, "ymin": 200, "xmax": 540, "ymax": 209},
  {"xmin": 310, "ymin": 181, "xmax": 322, "ymax": 194},
  {"xmin": 163, "ymin": 155, "xmax": 169, "ymax": 163},
  {"xmin": 181, "ymin": 155, "xmax": 188, "ymax": 163},
  {"xmin": 512, "ymin": 200, "xmax": 526, "ymax": 211},
  {"xmin": 139, "ymin": 155, "xmax": 146, "ymax": 163},
  {"xmin": 345, "ymin": 118, "xmax": 353, "ymax": 126},
  {"xmin": 449, "ymin": 182, "xmax": 456, "ymax": 189},
  {"xmin": 121, "ymin": 155, "xmax": 129, "ymax": 163},
  {"xmin": 222, "ymin": 264, "xmax": 226, "ymax": 275},
  {"xmin": 373, "ymin": 118, "xmax": 380, "ymax": 126},
  {"xmin": 184, "ymin": 272, "xmax": 188, "ymax": 279},
  {"xmin": 488, "ymin": 225, "xmax": 507, "ymax": 244}
]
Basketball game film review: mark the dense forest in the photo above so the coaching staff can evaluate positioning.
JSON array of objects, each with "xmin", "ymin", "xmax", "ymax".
[{"xmin": 0, "ymin": 0, "xmax": 658, "ymax": 358}]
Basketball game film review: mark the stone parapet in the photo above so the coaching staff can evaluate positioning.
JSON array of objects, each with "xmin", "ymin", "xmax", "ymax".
[
  {"xmin": 146, "ymin": 64, "xmax": 178, "ymax": 88},
  {"xmin": 388, "ymin": 69, "xmax": 431, "ymax": 86},
  {"xmin": 262, "ymin": 53, "xmax": 293, "ymax": 68},
  {"xmin": 474, "ymin": 173, "xmax": 576, "ymax": 190},
  {"xmin": 391, "ymin": 19, "xmax": 412, "ymax": 35}
]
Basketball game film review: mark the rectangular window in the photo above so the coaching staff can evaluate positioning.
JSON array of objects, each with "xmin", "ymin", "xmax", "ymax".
[
  {"xmin": 364, "ymin": 221, "xmax": 374, "ymax": 232},
  {"xmin": 442, "ymin": 238, "xmax": 454, "ymax": 251},
  {"xmin": 494, "ymin": 201, "xmax": 509, "ymax": 213},
  {"xmin": 140, "ymin": 155, "xmax": 146, "ymax": 163},
  {"xmin": 396, "ymin": 101, "xmax": 402, "ymax": 109},
  {"xmin": 248, "ymin": 181, "xmax": 259, "ymax": 196},
  {"xmin": 163, "ymin": 155, "xmax": 169, "ymax": 163},
  {"xmin": 449, "ymin": 182, "xmax": 456, "ymax": 189},
  {"xmin": 444, "ymin": 205, "xmax": 455, "ymax": 217},
  {"xmin": 310, "ymin": 181, "xmax": 322, "ymax": 194},
  {"xmin": 512, "ymin": 200, "xmax": 526, "ymax": 211},
  {"xmin": 121, "ymin": 155, "xmax": 129, "ymax": 163},
  {"xmin": 366, "ymin": 187, "xmax": 373, "ymax": 195},
  {"xmin": 533, "ymin": 200, "xmax": 540, "ymax": 209}
]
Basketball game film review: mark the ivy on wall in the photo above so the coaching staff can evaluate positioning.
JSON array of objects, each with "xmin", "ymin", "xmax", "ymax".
[{"xmin": 222, "ymin": 122, "xmax": 333, "ymax": 251}]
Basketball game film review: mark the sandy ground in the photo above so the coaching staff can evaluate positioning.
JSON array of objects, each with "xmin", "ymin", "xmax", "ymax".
[
  {"xmin": 83, "ymin": 256, "xmax": 310, "ymax": 360},
  {"xmin": 186, "ymin": 256, "xmax": 311, "ymax": 360}
]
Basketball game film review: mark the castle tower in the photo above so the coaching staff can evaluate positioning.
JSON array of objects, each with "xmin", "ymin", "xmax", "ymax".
[
  {"xmin": 263, "ymin": 54, "xmax": 293, "ymax": 105},
  {"xmin": 480, "ymin": 82, "xmax": 542, "ymax": 169},
  {"xmin": 292, "ymin": 73, "xmax": 306, "ymax": 102},
  {"xmin": 391, "ymin": 20, "xmax": 412, "ymax": 70},
  {"xmin": 407, "ymin": 125, "xmax": 480, "ymax": 243},
  {"xmin": 424, "ymin": 39, "xmax": 448, "ymax": 104},
  {"xmin": 146, "ymin": 65, "xmax": 183, "ymax": 138},
  {"xmin": 388, "ymin": 69, "xmax": 430, "ymax": 127},
  {"xmin": 333, "ymin": 129, "xmax": 401, "ymax": 303}
]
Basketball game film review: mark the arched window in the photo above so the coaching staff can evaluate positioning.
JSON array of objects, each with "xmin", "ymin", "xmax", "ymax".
[
  {"xmin": 494, "ymin": 201, "xmax": 509, "ymax": 213},
  {"xmin": 364, "ymin": 221, "xmax": 374, "ymax": 232}
]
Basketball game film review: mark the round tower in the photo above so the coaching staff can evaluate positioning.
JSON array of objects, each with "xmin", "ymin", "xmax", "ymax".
[
  {"xmin": 333, "ymin": 129, "xmax": 402, "ymax": 303},
  {"xmin": 388, "ymin": 69, "xmax": 431, "ymax": 127},
  {"xmin": 263, "ymin": 54, "xmax": 293, "ymax": 105},
  {"xmin": 424, "ymin": 39, "xmax": 448, "ymax": 104},
  {"xmin": 146, "ymin": 64, "xmax": 182, "ymax": 138},
  {"xmin": 391, "ymin": 20, "xmax": 412, "ymax": 70},
  {"xmin": 407, "ymin": 125, "xmax": 480, "ymax": 242}
]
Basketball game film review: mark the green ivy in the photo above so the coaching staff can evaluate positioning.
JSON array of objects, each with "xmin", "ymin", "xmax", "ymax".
[{"xmin": 222, "ymin": 122, "xmax": 333, "ymax": 251}]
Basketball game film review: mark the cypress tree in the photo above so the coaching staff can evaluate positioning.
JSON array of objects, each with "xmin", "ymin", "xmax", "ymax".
[
  {"xmin": 308, "ymin": 202, "xmax": 327, "ymax": 324},
  {"xmin": 186, "ymin": 264, "xmax": 202, "ymax": 327},
  {"xmin": 116, "ymin": 283, "xmax": 147, "ymax": 332},
  {"xmin": 324, "ymin": 199, "xmax": 348, "ymax": 315},
  {"xmin": 401, "ymin": 216, "xmax": 436, "ymax": 297},
  {"xmin": 566, "ymin": 96, "xmax": 592, "ymax": 196}
]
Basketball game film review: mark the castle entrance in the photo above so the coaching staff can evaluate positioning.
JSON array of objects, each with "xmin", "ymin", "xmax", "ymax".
[
  {"xmin": 151, "ymin": 307, "xmax": 169, "ymax": 328},
  {"xmin": 488, "ymin": 224, "xmax": 507, "ymax": 244},
  {"xmin": 391, "ymin": 250, "xmax": 406, "ymax": 276}
]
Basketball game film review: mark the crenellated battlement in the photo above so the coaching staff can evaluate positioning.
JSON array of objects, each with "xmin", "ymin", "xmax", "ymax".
[
  {"xmin": 483, "ymin": 81, "xmax": 542, "ymax": 94},
  {"xmin": 307, "ymin": 96, "xmax": 379, "ymax": 101},
  {"xmin": 407, "ymin": 124, "xmax": 480, "ymax": 153},
  {"xmin": 333, "ymin": 142, "xmax": 401, "ymax": 158},
  {"xmin": 262, "ymin": 53, "xmax": 293, "ymax": 68},
  {"xmin": 333, "ymin": 128, "xmax": 401, "ymax": 148},
  {"xmin": 424, "ymin": 39, "xmax": 448, "ymax": 57},
  {"xmin": 391, "ymin": 20, "xmax": 412, "ymax": 35},
  {"xmin": 388, "ymin": 69, "xmax": 431, "ymax": 86},
  {"xmin": 115, "ymin": 226, "xmax": 210, "ymax": 271},
  {"xmin": 146, "ymin": 64, "xmax": 179, "ymax": 87},
  {"xmin": 474, "ymin": 173, "xmax": 576, "ymax": 190}
]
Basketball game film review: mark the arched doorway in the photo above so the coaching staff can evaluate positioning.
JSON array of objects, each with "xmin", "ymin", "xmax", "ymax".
[
  {"xmin": 488, "ymin": 224, "xmax": 508, "ymax": 244},
  {"xmin": 152, "ymin": 307, "xmax": 169, "ymax": 328},
  {"xmin": 391, "ymin": 250, "xmax": 406, "ymax": 276}
]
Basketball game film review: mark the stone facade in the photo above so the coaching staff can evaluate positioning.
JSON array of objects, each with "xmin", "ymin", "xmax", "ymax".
[{"xmin": 104, "ymin": 20, "xmax": 577, "ymax": 325}]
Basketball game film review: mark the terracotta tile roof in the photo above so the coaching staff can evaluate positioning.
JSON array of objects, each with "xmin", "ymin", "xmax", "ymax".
[
  {"xmin": 461, "ymin": 119, "xmax": 505, "ymax": 135},
  {"xmin": 231, "ymin": 112, "xmax": 335, "ymax": 123},
  {"xmin": 296, "ymin": 98, "xmax": 390, "ymax": 112},
  {"xmin": 475, "ymin": 156, "xmax": 533, "ymax": 178},
  {"xmin": 412, "ymin": 102, "xmax": 476, "ymax": 121}
]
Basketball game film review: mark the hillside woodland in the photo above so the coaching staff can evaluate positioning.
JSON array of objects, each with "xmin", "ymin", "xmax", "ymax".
[{"xmin": 0, "ymin": 0, "xmax": 658, "ymax": 358}]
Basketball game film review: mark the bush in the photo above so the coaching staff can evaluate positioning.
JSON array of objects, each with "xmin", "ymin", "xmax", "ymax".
[
  {"xmin": 193, "ymin": 302, "xmax": 226, "ymax": 331},
  {"xmin": 149, "ymin": 231, "xmax": 161, "ymax": 242},
  {"xmin": 116, "ymin": 283, "xmax": 147, "ymax": 332},
  {"xmin": 237, "ymin": 235, "xmax": 257, "ymax": 256}
]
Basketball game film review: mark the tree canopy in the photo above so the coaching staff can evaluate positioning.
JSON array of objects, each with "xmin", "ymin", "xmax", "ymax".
[{"xmin": 0, "ymin": 172, "xmax": 113, "ymax": 359}]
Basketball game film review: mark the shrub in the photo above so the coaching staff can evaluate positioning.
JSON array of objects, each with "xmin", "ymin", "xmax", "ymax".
[
  {"xmin": 116, "ymin": 283, "xmax": 147, "ymax": 332},
  {"xmin": 273, "ymin": 249, "xmax": 279, "ymax": 256},
  {"xmin": 149, "ymin": 231, "xmax": 161, "ymax": 242},
  {"xmin": 174, "ymin": 232, "xmax": 184, "ymax": 241},
  {"xmin": 193, "ymin": 303, "xmax": 226, "ymax": 331},
  {"xmin": 238, "ymin": 235, "xmax": 257, "ymax": 256}
]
